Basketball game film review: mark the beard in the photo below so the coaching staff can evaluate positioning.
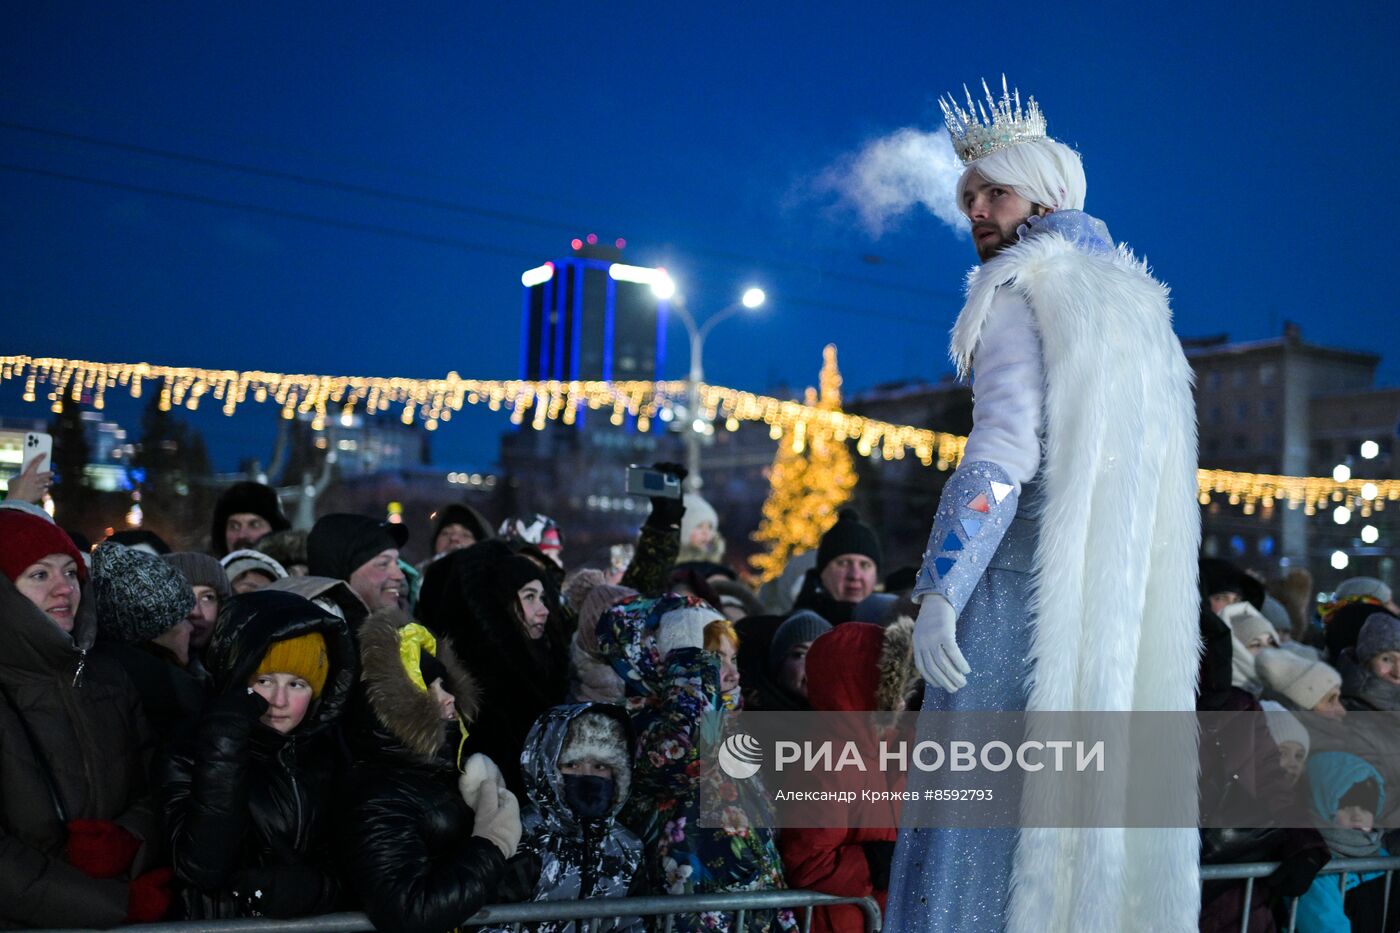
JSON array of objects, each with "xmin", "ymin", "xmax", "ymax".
[{"xmin": 973, "ymin": 222, "xmax": 1018, "ymax": 262}]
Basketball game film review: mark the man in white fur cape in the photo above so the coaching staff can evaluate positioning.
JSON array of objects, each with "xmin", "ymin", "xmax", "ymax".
[{"xmin": 884, "ymin": 80, "xmax": 1202, "ymax": 931}]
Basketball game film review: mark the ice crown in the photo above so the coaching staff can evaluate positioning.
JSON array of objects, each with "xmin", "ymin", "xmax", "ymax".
[{"xmin": 940, "ymin": 76, "xmax": 1047, "ymax": 165}]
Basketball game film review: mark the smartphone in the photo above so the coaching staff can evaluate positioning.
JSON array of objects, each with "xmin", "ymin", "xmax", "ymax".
[
  {"xmin": 625, "ymin": 464, "xmax": 682, "ymax": 499},
  {"xmin": 21, "ymin": 432, "xmax": 52, "ymax": 474}
]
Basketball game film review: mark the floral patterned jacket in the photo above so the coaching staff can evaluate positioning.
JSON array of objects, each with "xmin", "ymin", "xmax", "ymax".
[{"xmin": 597, "ymin": 595, "xmax": 794, "ymax": 933}]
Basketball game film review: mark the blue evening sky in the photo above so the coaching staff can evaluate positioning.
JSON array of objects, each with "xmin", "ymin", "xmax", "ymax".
[{"xmin": 2, "ymin": 2, "xmax": 1395, "ymax": 469}]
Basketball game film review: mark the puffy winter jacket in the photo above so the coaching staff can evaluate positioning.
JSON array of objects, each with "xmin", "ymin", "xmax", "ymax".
[
  {"xmin": 778, "ymin": 621, "xmax": 914, "ymax": 933},
  {"xmin": 94, "ymin": 639, "xmax": 207, "ymax": 746},
  {"xmin": 0, "ymin": 573, "xmax": 161, "ymax": 928},
  {"xmin": 340, "ymin": 609, "xmax": 506, "ymax": 933},
  {"xmin": 489, "ymin": 703, "xmax": 643, "ymax": 933},
  {"xmin": 160, "ymin": 589, "xmax": 357, "ymax": 919}
]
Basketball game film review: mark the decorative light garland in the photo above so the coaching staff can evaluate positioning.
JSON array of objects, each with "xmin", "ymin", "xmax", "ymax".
[{"xmin": 2, "ymin": 355, "xmax": 1395, "ymax": 515}]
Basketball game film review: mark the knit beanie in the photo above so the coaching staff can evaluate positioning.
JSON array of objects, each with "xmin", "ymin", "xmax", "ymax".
[
  {"xmin": 1220, "ymin": 601, "xmax": 1280, "ymax": 650},
  {"xmin": 418, "ymin": 646, "xmax": 449, "ymax": 689},
  {"xmin": 221, "ymin": 549, "xmax": 288, "ymax": 586},
  {"xmin": 1336, "ymin": 577, "xmax": 1393, "ymax": 606},
  {"xmin": 1256, "ymin": 647, "xmax": 1342, "ymax": 711},
  {"xmin": 255, "ymin": 631, "xmax": 330, "ymax": 697},
  {"xmin": 1356, "ymin": 612, "xmax": 1400, "ymax": 665},
  {"xmin": 1340, "ymin": 779, "xmax": 1382, "ymax": 818},
  {"xmin": 816, "ymin": 509, "xmax": 882, "ymax": 575},
  {"xmin": 0, "ymin": 509, "xmax": 87, "ymax": 584},
  {"xmin": 163, "ymin": 552, "xmax": 232, "ymax": 600},
  {"xmin": 307, "ymin": 513, "xmax": 408, "ymax": 582},
  {"xmin": 211, "ymin": 481, "xmax": 290, "ymax": 557},
  {"xmin": 680, "ymin": 493, "xmax": 719, "ymax": 542},
  {"xmin": 768, "ymin": 610, "xmax": 833, "ymax": 676},
  {"xmin": 92, "ymin": 541, "xmax": 195, "ymax": 644},
  {"xmin": 433, "ymin": 503, "xmax": 491, "ymax": 545},
  {"xmin": 1259, "ymin": 699, "xmax": 1310, "ymax": 756},
  {"xmin": 1326, "ymin": 602, "xmax": 1381, "ymax": 662}
]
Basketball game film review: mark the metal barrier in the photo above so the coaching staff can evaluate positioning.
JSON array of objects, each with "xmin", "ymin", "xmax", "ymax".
[
  {"xmin": 46, "ymin": 889, "xmax": 882, "ymax": 933},
  {"xmin": 1202, "ymin": 855, "xmax": 1400, "ymax": 933}
]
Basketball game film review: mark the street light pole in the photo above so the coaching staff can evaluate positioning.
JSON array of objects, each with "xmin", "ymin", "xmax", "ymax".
[{"xmin": 664, "ymin": 287, "xmax": 765, "ymax": 493}]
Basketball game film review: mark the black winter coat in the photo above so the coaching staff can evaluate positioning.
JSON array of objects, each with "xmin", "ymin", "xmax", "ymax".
[
  {"xmin": 340, "ymin": 610, "xmax": 506, "ymax": 933},
  {"xmin": 160, "ymin": 590, "xmax": 358, "ymax": 919},
  {"xmin": 0, "ymin": 575, "xmax": 160, "ymax": 929},
  {"xmin": 93, "ymin": 640, "xmax": 206, "ymax": 746},
  {"xmin": 418, "ymin": 540, "xmax": 569, "ymax": 798}
]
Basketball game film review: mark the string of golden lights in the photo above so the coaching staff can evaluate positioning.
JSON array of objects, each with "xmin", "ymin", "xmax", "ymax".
[{"xmin": 3, "ymin": 355, "xmax": 1395, "ymax": 515}]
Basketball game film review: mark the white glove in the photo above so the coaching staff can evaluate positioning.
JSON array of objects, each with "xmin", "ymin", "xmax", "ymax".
[
  {"xmin": 913, "ymin": 596, "xmax": 970, "ymax": 692},
  {"xmin": 460, "ymin": 753, "xmax": 522, "ymax": 859}
]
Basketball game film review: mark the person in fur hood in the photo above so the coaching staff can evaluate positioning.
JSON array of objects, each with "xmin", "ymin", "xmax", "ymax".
[
  {"xmin": 490, "ymin": 703, "xmax": 643, "ymax": 933},
  {"xmin": 160, "ymin": 589, "xmax": 357, "ymax": 920},
  {"xmin": 892, "ymin": 78, "xmax": 1202, "ymax": 932},
  {"xmin": 340, "ymin": 609, "xmax": 522, "ymax": 933},
  {"xmin": 418, "ymin": 539, "xmax": 570, "ymax": 798},
  {"xmin": 779, "ymin": 618, "xmax": 917, "ymax": 933}
]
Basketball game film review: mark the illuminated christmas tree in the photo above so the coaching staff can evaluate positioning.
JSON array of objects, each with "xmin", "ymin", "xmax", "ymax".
[{"xmin": 750, "ymin": 345, "xmax": 857, "ymax": 581}]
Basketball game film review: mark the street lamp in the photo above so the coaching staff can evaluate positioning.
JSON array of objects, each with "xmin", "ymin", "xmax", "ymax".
[{"xmin": 659, "ymin": 280, "xmax": 767, "ymax": 491}]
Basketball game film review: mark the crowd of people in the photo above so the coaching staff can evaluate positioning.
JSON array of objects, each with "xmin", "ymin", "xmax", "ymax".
[{"xmin": 1, "ymin": 460, "xmax": 1398, "ymax": 933}]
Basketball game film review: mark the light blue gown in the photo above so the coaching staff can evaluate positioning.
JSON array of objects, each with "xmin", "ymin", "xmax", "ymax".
[{"xmin": 884, "ymin": 484, "xmax": 1039, "ymax": 931}]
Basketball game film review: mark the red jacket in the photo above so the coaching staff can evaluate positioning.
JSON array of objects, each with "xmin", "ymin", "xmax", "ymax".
[{"xmin": 778, "ymin": 622, "xmax": 909, "ymax": 933}]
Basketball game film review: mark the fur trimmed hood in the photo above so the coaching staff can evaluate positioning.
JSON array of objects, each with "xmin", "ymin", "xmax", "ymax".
[
  {"xmin": 521, "ymin": 703, "xmax": 634, "ymax": 823},
  {"xmin": 875, "ymin": 615, "xmax": 917, "ymax": 713},
  {"xmin": 356, "ymin": 608, "xmax": 481, "ymax": 766},
  {"xmin": 804, "ymin": 617, "xmax": 916, "ymax": 714},
  {"xmin": 417, "ymin": 540, "xmax": 567, "ymax": 698}
]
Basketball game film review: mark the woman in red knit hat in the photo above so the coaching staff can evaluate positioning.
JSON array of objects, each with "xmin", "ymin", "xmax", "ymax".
[{"xmin": 0, "ymin": 509, "xmax": 171, "ymax": 927}]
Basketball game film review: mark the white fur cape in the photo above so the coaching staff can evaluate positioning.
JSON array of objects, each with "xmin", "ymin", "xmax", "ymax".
[{"xmin": 952, "ymin": 233, "xmax": 1202, "ymax": 932}]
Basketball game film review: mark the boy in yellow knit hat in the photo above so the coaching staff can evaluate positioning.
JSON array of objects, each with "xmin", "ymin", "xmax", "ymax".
[{"xmin": 250, "ymin": 630, "xmax": 329, "ymax": 733}]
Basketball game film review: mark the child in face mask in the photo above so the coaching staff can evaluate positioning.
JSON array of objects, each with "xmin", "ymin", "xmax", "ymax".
[{"xmin": 491, "ymin": 704, "xmax": 643, "ymax": 933}]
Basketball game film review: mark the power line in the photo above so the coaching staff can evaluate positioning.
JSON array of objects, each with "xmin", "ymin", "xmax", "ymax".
[
  {"xmin": 0, "ymin": 161, "xmax": 542, "ymax": 262},
  {"xmin": 0, "ymin": 118, "xmax": 964, "ymax": 304},
  {"xmin": 0, "ymin": 120, "xmax": 580, "ymax": 235},
  {"xmin": 0, "ymin": 161, "xmax": 948, "ymax": 328}
]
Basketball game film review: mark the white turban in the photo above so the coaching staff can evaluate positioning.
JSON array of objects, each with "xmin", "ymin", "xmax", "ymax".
[{"xmin": 956, "ymin": 137, "xmax": 1086, "ymax": 215}]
